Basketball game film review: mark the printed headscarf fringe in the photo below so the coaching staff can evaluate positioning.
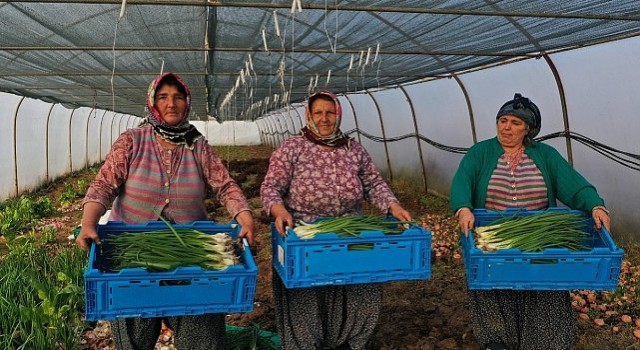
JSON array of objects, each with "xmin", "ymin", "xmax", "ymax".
[
  {"xmin": 302, "ymin": 90, "xmax": 350, "ymax": 148},
  {"xmin": 145, "ymin": 72, "xmax": 202, "ymax": 149}
]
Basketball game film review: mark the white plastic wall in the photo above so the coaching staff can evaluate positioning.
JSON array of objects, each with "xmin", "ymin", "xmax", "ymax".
[
  {"xmin": 15, "ymin": 98, "xmax": 52, "ymax": 194},
  {"xmin": 195, "ymin": 120, "xmax": 262, "ymax": 146},
  {"xmin": 258, "ymin": 36, "xmax": 640, "ymax": 240},
  {"xmin": 0, "ymin": 94, "xmax": 23, "ymax": 198}
]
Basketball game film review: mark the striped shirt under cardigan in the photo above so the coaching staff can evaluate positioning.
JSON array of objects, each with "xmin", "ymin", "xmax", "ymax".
[{"xmin": 485, "ymin": 153, "xmax": 548, "ymax": 211}]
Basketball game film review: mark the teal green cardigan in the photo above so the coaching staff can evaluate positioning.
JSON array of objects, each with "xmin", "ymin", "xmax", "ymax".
[{"xmin": 450, "ymin": 137, "xmax": 605, "ymax": 213}]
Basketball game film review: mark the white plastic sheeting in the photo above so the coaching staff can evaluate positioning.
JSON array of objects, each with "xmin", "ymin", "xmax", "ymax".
[
  {"xmin": 0, "ymin": 92, "xmax": 262, "ymax": 203},
  {"xmin": 259, "ymin": 36, "xmax": 640, "ymax": 241},
  {"xmin": 191, "ymin": 121, "xmax": 262, "ymax": 146}
]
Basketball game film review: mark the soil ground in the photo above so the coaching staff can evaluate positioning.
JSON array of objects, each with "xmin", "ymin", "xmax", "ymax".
[{"xmin": 31, "ymin": 145, "xmax": 640, "ymax": 350}]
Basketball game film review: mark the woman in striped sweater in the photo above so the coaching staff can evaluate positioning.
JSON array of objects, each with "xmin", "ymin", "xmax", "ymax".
[
  {"xmin": 76, "ymin": 72, "xmax": 255, "ymax": 350},
  {"xmin": 450, "ymin": 93, "xmax": 610, "ymax": 350}
]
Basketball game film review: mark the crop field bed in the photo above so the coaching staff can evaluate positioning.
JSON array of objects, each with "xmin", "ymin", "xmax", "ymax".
[{"xmin": 1, "ymin": 145, "xmax": 638, "ymax": 349}]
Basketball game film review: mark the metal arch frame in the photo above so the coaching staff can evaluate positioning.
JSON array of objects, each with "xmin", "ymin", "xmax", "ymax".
[
  {"xmin": 11, "ymin": 96, "xmax": 26, "ymax": 197},
  {"xmin": 274, "ymin": 114, "xmax": 287, "ymax": 144},
  {"xmin": 98, "ymin": 109, "xmax": 108, "ymax": 161},
  {"xmin": 255, "ymin": 118, "xmax": 266, "ymax": 145},
  {"xmin": 117, "ymin": 113, "xmax": 126, "ymax": 138},
  {"xmin": 397, "ymin": 85, "xmax": 427, "ymax": 192},
  {"xmin": 487, "ymin": 1, "xmax": 573, "ymax": 163},
  {"xmin": 452, "ymin": 75, "xmax": 476, "ymax": 144},
  {"xmin": 44, "ymin": 103, "xmax": 56, "ymax": 182},
  {"xmin": 281, "ymin": 109, "xmax": 297, "ymax": 138},
  {"xmin": 85, "ymin": 107, "xmax": 94, "ymax": 168},
  {"xmin": 68, "ymin": 108, "xmax": 77, "ymax": 173},
  {"xmin": 543, "ymin": 55, "xmax": 572, "ymax": 164},
  {"xmin": 263, "ymin": 116, "xmax": 277, "ymax": 147},
  {"xmin": 341, "ymin": 95, "xmax": 362, "ymax": 144},
  {"xmin": 291, "ymin": 105, "xmax": 305, "ymax": 133},
  {"xmin": 363, "ymin": 89, "xmax": 393, "ymax": 180},
  {"xmin": 109, "ymin": 112, "xmax": 118, "ymax": 147}
]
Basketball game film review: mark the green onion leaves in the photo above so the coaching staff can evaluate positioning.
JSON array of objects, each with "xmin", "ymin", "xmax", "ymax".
[
  {"xmin": 105, "ymin": 229, "xmax": 240, "ymax": 272},
  {"xmin": 292, "ymin": 215, "xmax": 414, "ymax": 240},
  {"xmin": 475, "ymin": 212, "xmax": 592, "ymax": 252}
]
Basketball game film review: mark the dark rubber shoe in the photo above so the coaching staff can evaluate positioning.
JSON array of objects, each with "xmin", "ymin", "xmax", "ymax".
[{"xmin": 485, "ymin": 342, "xmax": 507, "ymax": 350}]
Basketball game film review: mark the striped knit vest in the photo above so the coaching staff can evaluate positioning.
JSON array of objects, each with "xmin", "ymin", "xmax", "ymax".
[
  {"xmin": 485, "ymin": 153, "xmax": 548, "ymax": 211},
  {"xmin": 110, "ymin": 126, "xmax": 207, "ymax": 223}
]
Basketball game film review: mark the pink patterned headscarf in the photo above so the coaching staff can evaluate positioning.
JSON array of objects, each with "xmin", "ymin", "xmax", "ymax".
[
  {"xmin": 301, "ymin": 90, "xmax": 350, "ymax": 147},
  {"xmin": 143, "ymin": 72, "xmax": 201, "ymax": 148}
]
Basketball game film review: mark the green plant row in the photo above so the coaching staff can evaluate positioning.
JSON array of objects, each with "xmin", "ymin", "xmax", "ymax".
[
  {"xmin": 0, "ymin": 196, "xmax": 55, "ymax": 241},
  {"xmin": 0, "ymin": 231, "xmax": 87, "ymax": 349}
]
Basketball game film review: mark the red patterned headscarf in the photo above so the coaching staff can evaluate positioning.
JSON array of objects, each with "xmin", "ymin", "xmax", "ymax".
[
  {"xmin": 301, "ymin": 90, "xmax": 350, "ymax": 147},
  {"xmin": 144, "ymin": 72, "xmax": 202, "ymax": 149}
]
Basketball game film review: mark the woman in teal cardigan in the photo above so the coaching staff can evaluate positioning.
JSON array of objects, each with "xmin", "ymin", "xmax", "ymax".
[{"xmin": 450, "ymin": 93, "xmax": 610, "ymax": 350}]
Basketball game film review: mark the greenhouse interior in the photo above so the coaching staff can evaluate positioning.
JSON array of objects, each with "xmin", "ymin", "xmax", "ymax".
[{"xmin": 1, "ymin": 1, "xmax": 640, "ymax": 349}]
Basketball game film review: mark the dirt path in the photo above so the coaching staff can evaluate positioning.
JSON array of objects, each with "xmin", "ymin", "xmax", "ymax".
[{"xmin": 40, "ymin": 145, "xmax": 639, "ymax": 349}]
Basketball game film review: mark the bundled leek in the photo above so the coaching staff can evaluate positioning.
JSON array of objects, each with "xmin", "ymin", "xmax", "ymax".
[
  {"xmin": 105, "ymin": 228, "xmax": 240, "ymax": 272},
  {"xmin": 293, "ymin": 215, "xmax": 414, "ymax": 240},
  {"xmin": 475, "ymin": 211, "xmax": 592, "ymax": 252}
]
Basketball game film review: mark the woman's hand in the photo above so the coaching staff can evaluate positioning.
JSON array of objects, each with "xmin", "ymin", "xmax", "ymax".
[
  {"xmin": 76, "ymin": 225, "xmax": 100, "ymax": 251},
  {"xmin": 271, "ymin": 204, "xmax": 294, "ymax": 237},
  {"xmin": 76, "ymin": 202, "xmax": 105, "ymax": 251},
  {"xmin": 235, "ymin": 211, "xmax": 255, "ymax": 245},
  {"xmin": 389, "ymin": 202, "xmax": 412, "ymax": 222},
  {"xmin": 457, "ymin": 207, "xmax": 475, "ymax": 236},
  {"xmin": 592, "ymin": 207, "xmax": 611, "ymax": 232}
]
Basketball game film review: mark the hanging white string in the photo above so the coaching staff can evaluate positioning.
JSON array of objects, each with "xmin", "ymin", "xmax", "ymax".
[
  {"xmin": 273, "ymin": 10, "xmax": 281, "ymax": 37},
  {"xmin": 287, "ymin": 6, "xmax": 297, "ymax": 102},
  {"xmin": 110, "ymin": 0, "xmax": 127, "ymax": 112},
  {"xmin": 373, "ymin": 42, "xmax": 380, "ymax": 62},
  {"xmin": 119, "ymin": 0, "xmax": 127, "ymax": 19},
  {"xmin": 323, "ymin": 0, "xmax": 337, "ymax": 53},
  {"xmin": 262, "ymin": 29, "xmax": 269, "ymax": 52}
]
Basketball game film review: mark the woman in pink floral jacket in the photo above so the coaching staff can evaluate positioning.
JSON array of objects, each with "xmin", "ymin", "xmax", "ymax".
[{"xmin": 260, "ymin": 90, "xmax": 411, "ymax": 350}]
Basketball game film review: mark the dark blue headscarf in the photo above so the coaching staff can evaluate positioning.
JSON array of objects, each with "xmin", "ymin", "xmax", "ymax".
[{"xmin": 496, "ymin": 93, "xmax": 541, "ymax": 142}]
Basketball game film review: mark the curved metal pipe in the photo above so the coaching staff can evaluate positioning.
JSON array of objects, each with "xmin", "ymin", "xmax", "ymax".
[
  {"xmin": 543, "ymin": 54, "xmax": 573, "ymax": 164},
  {"xmin": 12, "ymin": 96, "xmax": 26, "ymax": 197},
  {"xmin": 341, "ymin": 94, "xmax": 362, "ymax": 144},
  {"xmin": 364, "ymin": 90, "xmax": 393, "ymax": 180},
  {"xmin": 85, "ymin": 108, "xmax": 94, "ymax": 168},
  {"xmin": 44, "ymin": 103, "xmax": 56, "ymax": 182},
  {"xmin": 68, "ymin": 108, "xmax": 77, "ymax": 172},
  {"xmin": 397, "ymin": 85, "xmax": 428, "ymax": 192}
]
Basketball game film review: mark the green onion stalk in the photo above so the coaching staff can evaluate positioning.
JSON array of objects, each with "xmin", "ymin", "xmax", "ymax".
[
  {"xmin": 474, "ymin": 211, "xmax": 592, "ymax": 252},
  {"xmin": 106, "ymin": 229, "xmax": 240, "ymax": 272},
  {"xmin": 292, "ymin": 215, "xmax": 414, "ymax": 240}
]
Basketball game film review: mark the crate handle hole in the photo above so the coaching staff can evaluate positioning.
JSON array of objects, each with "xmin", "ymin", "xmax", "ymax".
[
  {"xmin": 159, "ymin": 279, "xmax": 192, "ymax": 286},
  {"xmin": 529, "ymin": 259, "xmax": 558, "ymax": 265},
  {"xmin": 348, "ymin": 243, "xmax": 374, "ymax": 251}
]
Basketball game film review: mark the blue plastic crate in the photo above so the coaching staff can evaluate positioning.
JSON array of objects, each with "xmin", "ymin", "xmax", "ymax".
[
  {"xmin": 460, "ymin": 208, "xmax": 623, "ymax": 290},
  {"xmin": 84, "ymin": 221, "xmax": 257, "ymax": 321},
  {"xmin": 272, "ymin": 219, "xmax": 432, "ymax": 288}
]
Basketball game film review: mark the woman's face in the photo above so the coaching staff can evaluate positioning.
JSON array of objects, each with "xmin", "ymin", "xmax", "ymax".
[
  {"xmin": 308, "ymin": 99, "xmax": 338, "ymax": 137},
  {"xmin": 497, "ymin": 114, "xmax": 529, "ymax": 148},
  {"xmin": 154, "ymin": 84, "xmax": 187, "ymax": 126}
]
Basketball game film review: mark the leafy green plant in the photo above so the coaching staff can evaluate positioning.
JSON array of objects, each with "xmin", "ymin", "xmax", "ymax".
[
  {"xmin": 0, "ymin": 235, "xmax": 87, "ymax": 349},
  {"xmin": 57, "ymin": 179, "xmax": 90, "ymax": 209},
  {"xmin": 57, "ymin": 183, "xmax": 78, "ymax": 209},
  {"xmin": 0, "ymin": 196, "xmax": 52, "ymax": 241}
]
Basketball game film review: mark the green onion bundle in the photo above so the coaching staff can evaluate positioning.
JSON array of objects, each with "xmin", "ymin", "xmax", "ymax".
[
  {"xmin": 105, "ymin": 228, "xmax": 240, "ymax": 272},
  {"xmin": 293, "ymin": 215, "xmax": 414, "ymax": 240},
  {"xmin": 475, "ymin": 211, "xmax": 592, "ymax": 252}
]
